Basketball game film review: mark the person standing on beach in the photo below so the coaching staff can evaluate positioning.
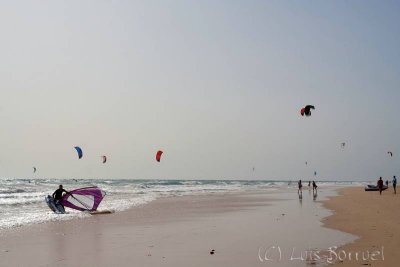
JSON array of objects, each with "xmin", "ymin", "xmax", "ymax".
[
  {"xmin": 393, "ymin": 176, "xmax": 397, "ymax": 194},
  {"xmin": 298, "ymin": 180, "xmax": 303, "ymax": 195},
  {"xmin": 377, "ymin": 177, "xmax": 384, "ymax": 195}
]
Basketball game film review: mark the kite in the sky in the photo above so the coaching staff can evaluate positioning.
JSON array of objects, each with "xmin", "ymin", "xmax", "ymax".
[
  {"xmin": 156, "ymin": 150, "xmax": 163, "ymax": 162},
  {"xmin": 341, "ymin": 142, "xmax": 346, "ymax": 148},
  {"xmin": 300, "ymin": 105, "xmax": 315, "ymax": 117},
  {"xmin": 388, "ymin": 151, "xmax": 393, "ymax": 157},
  {"xmin": 74, "ymin": 146, "xmax": 83, "ymax": 159},
  {"xmin": 102, "ymin": 155, "xmax": 107, "ymax": 164},
  {"xmin": 33, "ymin": 167, "xmax": 36, "ymax": 173}
]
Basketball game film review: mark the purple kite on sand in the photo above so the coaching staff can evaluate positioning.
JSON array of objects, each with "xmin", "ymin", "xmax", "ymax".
[{"xmin": 61, "ymin": 186, "xmax": 105, "ymax": 211}]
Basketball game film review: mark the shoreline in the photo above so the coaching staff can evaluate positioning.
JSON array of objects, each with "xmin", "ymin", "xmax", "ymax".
[
  {"xmin": 1, "ymin": 188, "xmax": 355, "ymax": 267},
  {"xmin": 323, "ymin": 187, "xmax": 399, "ymax": 267},
  {"xmin": 0, "ymin": 178, "xmax": 364, "ymax": 231}
]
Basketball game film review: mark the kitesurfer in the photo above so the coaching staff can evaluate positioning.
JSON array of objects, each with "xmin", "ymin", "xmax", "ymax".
[{"xmin": 52, "ymin": 185, "xmax": 70, "ymax": 209}]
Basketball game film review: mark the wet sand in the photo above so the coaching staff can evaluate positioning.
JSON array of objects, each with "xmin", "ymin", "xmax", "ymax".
[
  {"xmin": 1, "ymin": 189, "xmax": 353, "ymax": 267},
  {"xmin": 323, "ymin": 187, "xmax": 399, "ymax": 267}
]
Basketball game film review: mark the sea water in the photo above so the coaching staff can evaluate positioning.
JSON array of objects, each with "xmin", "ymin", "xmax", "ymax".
[{"xmin": 0, "ymin": 178, "xmax": 364, "ymax": 231}]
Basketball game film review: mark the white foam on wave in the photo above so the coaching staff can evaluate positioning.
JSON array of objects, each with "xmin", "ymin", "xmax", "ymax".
[{"xmin": 0, "ymin": 205, "xmax": 90, "ymax": 231}]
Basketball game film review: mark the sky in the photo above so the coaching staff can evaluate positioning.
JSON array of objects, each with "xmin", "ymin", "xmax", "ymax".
[{"xmin": 0, "ymin": 0, "xmax": 399, "ymax": 181}]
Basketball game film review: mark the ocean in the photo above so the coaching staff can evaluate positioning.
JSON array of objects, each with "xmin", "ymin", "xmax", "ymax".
[{"xmin": 0, "ymin": 178, "xmax": 364, "ymax": 231}]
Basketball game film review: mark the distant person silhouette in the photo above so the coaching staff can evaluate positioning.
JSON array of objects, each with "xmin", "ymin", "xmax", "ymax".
[
  {"xmin": 393, "ymin": 176, "xmax": 397, "ymax": 194},
  {"xmin": 377, "ymin": 177, "xmax": 384, "ymax": 195},
  {"xmin": 298, "ymin": 180, "xmax": 303, "ymax": 196},
  {"xmin": 312, "ymin": 181, "xmax": 318, "ymax": 194}
]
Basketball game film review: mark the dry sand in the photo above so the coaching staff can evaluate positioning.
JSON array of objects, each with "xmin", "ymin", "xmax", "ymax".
[
  {"xmin": 323, "ymin": 187, "xmax": 400, "ymax": 267},
  {"xmin": 0, "ymin": 189, "xmax": 352, "ymax": 267}
]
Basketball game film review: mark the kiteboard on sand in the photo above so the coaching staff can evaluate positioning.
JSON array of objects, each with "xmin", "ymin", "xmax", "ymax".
[{"xmin": 45, "ymin": 186, "xmax": 113, "ymax": 215}]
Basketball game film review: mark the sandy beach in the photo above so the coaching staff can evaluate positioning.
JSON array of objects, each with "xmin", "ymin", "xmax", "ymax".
[
  {"xmin": 0, "ymin": 188, "xmax": 353, "ymax": 267},
  {"xmin": 1, "ymin": 1, "xmax": 398, "ymax": 267},
  {"xmin": 323, "ymin": 187, "xmax": 399, "ymax": 267}
]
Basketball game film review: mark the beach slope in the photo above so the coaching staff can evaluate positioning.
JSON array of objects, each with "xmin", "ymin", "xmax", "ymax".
[{"xmin": 324, "ymin": 187, "xmax": 400, "ymax": 266}]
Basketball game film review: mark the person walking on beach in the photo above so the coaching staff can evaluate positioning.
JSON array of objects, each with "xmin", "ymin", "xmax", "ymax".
[
  {"xmin": 52, "ymin": 185, "xmax": 70, "ymax": 209},
  {"xmin": 312, "ymin": 181, "xmax": 317, "ymax": 194},
  {"xmin": 393, "ymin": 176, "xmax": 397, "ymax": 194},
  {"xmin": 298, "ymin": 180, "xmax": 303, "ymax": 195},
  {"xmin": 377, "ymin": 177, "xmax": 384, "ymax": 195}
]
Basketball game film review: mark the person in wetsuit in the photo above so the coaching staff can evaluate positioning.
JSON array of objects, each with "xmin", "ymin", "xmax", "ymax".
[{"xmin": 52, "ymin": 185, "xmax": 70, "ymax": 208}]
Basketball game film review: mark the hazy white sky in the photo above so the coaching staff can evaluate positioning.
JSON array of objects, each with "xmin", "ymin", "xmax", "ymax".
[{"xmin": 0, "ymin": 1, "xmax": 399, "ymax": 180}]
